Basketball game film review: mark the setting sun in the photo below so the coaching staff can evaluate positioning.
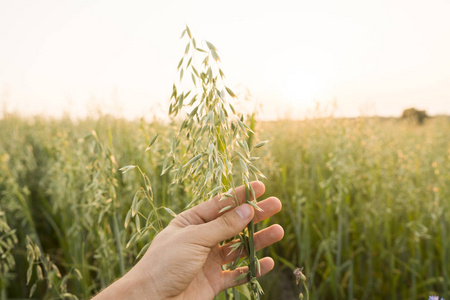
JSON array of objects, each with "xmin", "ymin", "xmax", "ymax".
[{"xmin": 282, "ymin": 69, "xmax": 319, "ymax": 108}]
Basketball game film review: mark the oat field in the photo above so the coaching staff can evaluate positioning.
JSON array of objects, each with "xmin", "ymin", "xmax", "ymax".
[{"xmin": 0, "ymin": 114, "xmax": 449, "ymax": 299}]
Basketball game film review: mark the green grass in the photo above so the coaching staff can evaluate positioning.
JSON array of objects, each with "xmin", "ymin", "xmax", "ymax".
[{"xmin": 0, "ymin": 113, "xmax": 449, "ymax": 299}]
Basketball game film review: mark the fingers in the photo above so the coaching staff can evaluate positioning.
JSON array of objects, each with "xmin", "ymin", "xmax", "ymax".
[
  {"xmin": 217, "ymin": 197, "xmax": 282, "ymax": 263},
  {"xmin": 183, "ymin": 196, "xmax": 282, "ymax": 249},
  {"xmin": 219, "ymin": 224, "xmax": 284, "ymax": 265},
  {"xmin": 251, "ymin": 197, "xmax": 282, "ymax": 224},
  {"xmin": 221, "ymin": 257, "xmax": 275, "ymax": 291},
  {"xmin": 178, "ymin": 181, "xmax": 265, "ymax": 225},
  {"xmin": 193, "ymin": 204, "xmax": 255, "ymax": 247}
]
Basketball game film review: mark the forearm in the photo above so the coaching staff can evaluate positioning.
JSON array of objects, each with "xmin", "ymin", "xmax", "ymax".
[{"xmin": 92, "ymin": 271, "xmax": 152, "ymax": 300}]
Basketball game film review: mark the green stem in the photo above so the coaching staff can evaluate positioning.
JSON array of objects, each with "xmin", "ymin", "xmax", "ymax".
[
  {"xmin": 110, "ymin": 213, "xmax": 125, "ymax": 276},
  {"xmin": 245, "ymin": 186, "xmax": 258, "ymax": 299},
  {"xmin": 302, "ymin": 281, "xmax": 309, "ymax": 300},
  {"xmin": 247, "ymin": 219, "xmax": 256, "ymax": 276}
]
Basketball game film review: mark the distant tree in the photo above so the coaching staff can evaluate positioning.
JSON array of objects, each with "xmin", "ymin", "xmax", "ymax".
[{"xmin": 401, "ymin": 108, "xmax": 429, "ymax": 125}]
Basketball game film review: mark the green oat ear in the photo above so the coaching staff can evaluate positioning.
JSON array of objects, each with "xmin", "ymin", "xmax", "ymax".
[{"xmin": 168, "ymin": 26, "xmax": 268, "ymax": 299}]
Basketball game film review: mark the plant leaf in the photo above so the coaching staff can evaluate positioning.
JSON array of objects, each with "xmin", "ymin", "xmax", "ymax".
[
  {"xmin": 205, "ymin": 41, "xmax": 217, "ymax": 51},
  {"xmin": 163, "ymin": 207, "xmax": 177, "ymax": 218},
  {"xmin": 136, "ymin": 243, "xmax": 150, "ymax": 260},
  {"xmin": 119, "ymin": 165, "xmax": 136, "ymax": 174},
  {"xmin": 124, "ymin": 209, "xmax": 132, "ymax": 228},
  {"xmin": 186, "ymin": 26, "xmax": 192, "ymax": 38},
  {"xmin": 253, "ymin": 140, "xmax": 269, "ymax": 149},
  {"xmin": 219, "ymin": 205, "xmax": 234, "ymax": 214},
  {"xmin": 234, "ymin": 272, "xmax": 249, "ymax": 282},
  {"xmin": 226, "ymin": 87, "xmax": 236, "ymax": 98},
  {"xmin": 180, "ymin": 29, "xmax": 187, "ymax": 39},
  {"xmin": 184, "ymin": 153, "xmax": 203, "ymax": 167},
  {"xmin": 146, "ymin": 134, "xmax": 158, "ymax": 152},
  {"xmin": 247, "ymin": 200, "xmax": 263, "ymax": 212}
]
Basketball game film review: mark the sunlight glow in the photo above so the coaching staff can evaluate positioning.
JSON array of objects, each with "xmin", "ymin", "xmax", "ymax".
[
  {"xmin": 1, "ymin": 0, "xmax": 450, "ymax": 119},
  {"xmin": 283, "ymin": 69, "xmax": 319, "ymax": 108}
]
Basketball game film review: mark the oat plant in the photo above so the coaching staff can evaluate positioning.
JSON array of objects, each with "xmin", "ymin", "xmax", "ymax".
[
  {"xmin": 294, "ymin": 267, "xmax": 309, "ymax": 300},
  {"xmin": 0, "ymin": 210, "xmax": 17, "ymax": 299},
  {"xmin": 166, "ymin": 26, "xmax": 268, "ymax": 299}
]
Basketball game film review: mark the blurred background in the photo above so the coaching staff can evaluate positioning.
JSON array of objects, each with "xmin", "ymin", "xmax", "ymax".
[{"xmin": 1, "ymin": 1, "xmax": 449, "ymax": 300}]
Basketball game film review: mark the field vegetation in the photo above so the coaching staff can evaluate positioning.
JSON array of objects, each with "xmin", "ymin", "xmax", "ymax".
[{"xmin": 0, "ymin": 112, "xmax": 449, "ymax": 299}]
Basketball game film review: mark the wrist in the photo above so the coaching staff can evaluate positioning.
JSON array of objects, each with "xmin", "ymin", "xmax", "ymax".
[
  {"xmin": 92, "ymin": 270, "xmax": 153, "ymax": 300},
  {"xmin": 119, "ymin": 269, "xmax": 158, "ymax": 300}
]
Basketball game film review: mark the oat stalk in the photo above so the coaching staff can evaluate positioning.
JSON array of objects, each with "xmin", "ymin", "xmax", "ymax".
[{"xmin": 168, "ymin": 26, "xmax": 268, "ymax": 299}]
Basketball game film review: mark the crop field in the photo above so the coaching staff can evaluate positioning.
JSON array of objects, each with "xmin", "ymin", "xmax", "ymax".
[{"xmin": 0, "ymin": 113, "xmax": 449, "ymax": 300}]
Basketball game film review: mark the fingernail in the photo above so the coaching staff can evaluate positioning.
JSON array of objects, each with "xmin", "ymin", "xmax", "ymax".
[{"xmin": 235, "ymin": 204, "xmax": 252, "ymax": 220}]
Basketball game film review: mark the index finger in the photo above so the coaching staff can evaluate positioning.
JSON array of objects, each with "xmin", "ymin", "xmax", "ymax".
[{"xmin": 178, "ymin": 181, "xmax": 265, "ymax": 225}]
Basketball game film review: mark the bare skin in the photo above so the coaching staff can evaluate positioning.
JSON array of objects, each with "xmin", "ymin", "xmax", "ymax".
[{"xmin": 93, "ymin": 181, "xmax": 284, "ymax": 300}]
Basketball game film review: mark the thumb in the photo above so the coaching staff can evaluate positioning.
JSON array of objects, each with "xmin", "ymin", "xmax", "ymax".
[{"xmin": 195, "ymin": 204, "xmax": 254, "ymax": 247}]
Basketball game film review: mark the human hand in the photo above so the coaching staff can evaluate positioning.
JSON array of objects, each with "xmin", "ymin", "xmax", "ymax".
[{"xmin": 94, "ymin": 181, "xmax": 283, "ymax": 300}]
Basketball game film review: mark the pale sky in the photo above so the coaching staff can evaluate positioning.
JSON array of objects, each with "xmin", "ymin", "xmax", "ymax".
[{"xmin": 1, "ymin": 0, "xmax": 449, "ymax": 120}]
